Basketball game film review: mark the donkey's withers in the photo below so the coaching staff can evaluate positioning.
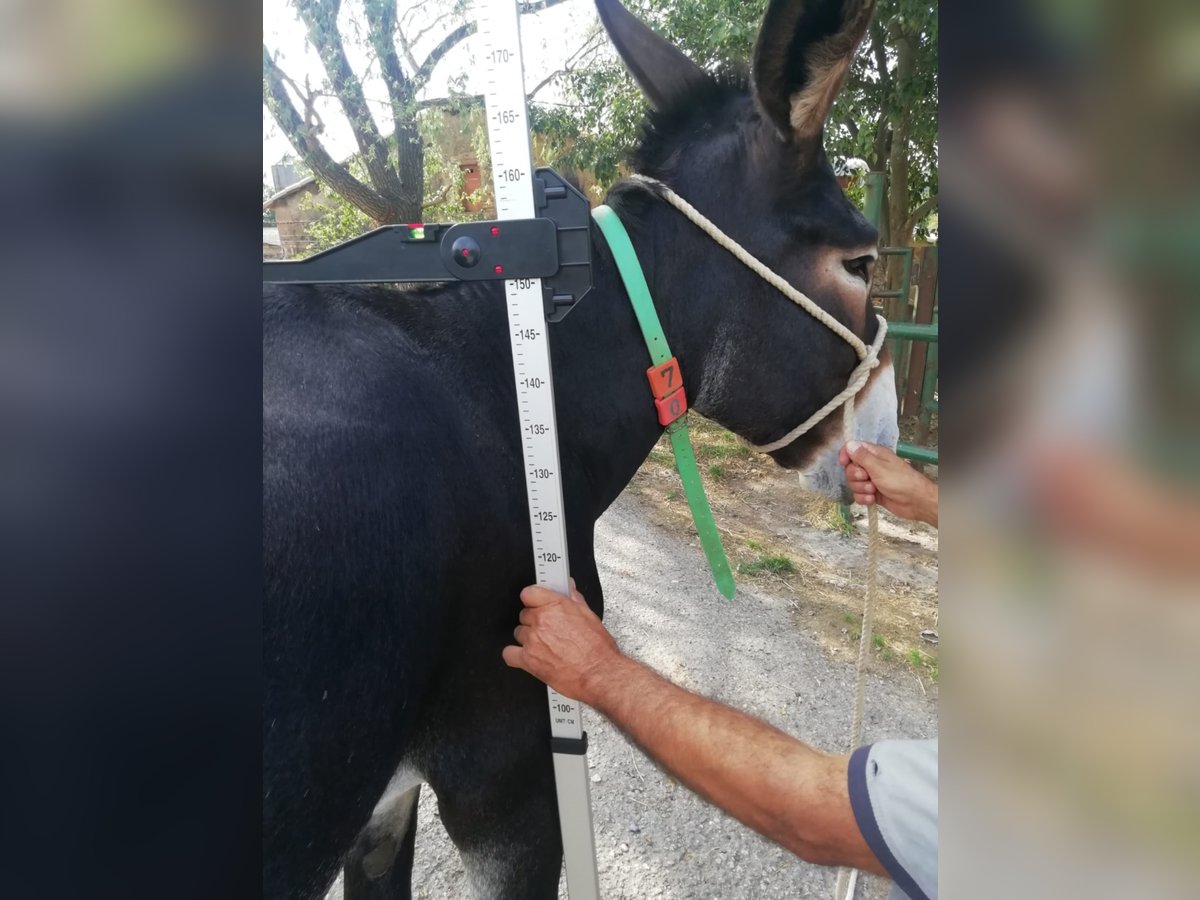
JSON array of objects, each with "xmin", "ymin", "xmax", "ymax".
[{"xmin": 264, "ymin": 1, "xmax": 896, "ymax": 898}]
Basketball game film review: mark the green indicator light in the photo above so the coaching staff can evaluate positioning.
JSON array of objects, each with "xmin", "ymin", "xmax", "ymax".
[{"xmin": 409, "ymin": 226, "xmax": 425, "ymax": 240}]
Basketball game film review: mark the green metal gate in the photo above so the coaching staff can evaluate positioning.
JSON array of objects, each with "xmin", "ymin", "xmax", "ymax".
[{"xmin": 862, "ymin": 173, "xmax": 938, "ymax": 468}]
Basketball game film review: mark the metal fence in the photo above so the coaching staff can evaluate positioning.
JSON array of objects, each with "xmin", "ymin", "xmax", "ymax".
[{"xmin": 862, "ymin": 173, "xmax": 938, "ymax": 468}]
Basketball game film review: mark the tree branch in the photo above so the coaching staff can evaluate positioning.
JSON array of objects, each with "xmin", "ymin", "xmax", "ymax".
[
  {"xmin": 414, "ymin": 22, "xmax": 474, "ymax": 91},
  {"xmin": 528, "ymin": 31, "xmax": 604, "ymax": 100},
  {"xmin": 295, "ymin": 0, "xmax": 403, "ymax": 204},
  {"xmin": 421, "ymin": 184, "xmax": 456, "ymax": 211},
  {"xmin": 869, "ymin": 20, "xmax": 891, "ymax": 90},
  {"xmin": 528, "ymin": 69, "xmax": 565, "ymax": 99},
  {"xmin": 400, "ymin": 0, "xmax": 438, "ymax": 35},
  {"xmin": 364, "ymin": 0, "xmax": 415, "ymax": 115},
  {"xmin": 413, "ymin": 0, "xmax": 573, "ymax": 91},
  {"xmin": 869, "ymin": 107, "xmax": 889, "ymax": 169},
  {"xmin": 416, "ymin": 96, "xmax": 466, "ymax": 112},
  {"xmin": 409, "ymin": 9, "xmax": 459, "ymax": 51},
  {"xmin": 900, "ymin": 193, "xmax": 939, "ymax": 241},
  {"xmin": 276, "ymin": 68, "xmax": 326, "ymax": 137},
  {"xmin": 263, "ymin": 45, "xmax": 392, "ymax": 222},
  {"xmin": 396, "ymin": 27, "xmax": 421, "ymax": 75}
]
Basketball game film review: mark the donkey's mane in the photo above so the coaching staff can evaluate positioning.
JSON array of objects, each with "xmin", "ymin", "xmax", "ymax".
[{"xmin": 632, "ymin": 67, "xmax": 753, "ymax": 177}]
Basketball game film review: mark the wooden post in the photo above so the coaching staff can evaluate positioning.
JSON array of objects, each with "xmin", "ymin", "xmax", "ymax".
[{"xmin": 902, "ymin": 246, "xmax": 938, "ymax": 417}]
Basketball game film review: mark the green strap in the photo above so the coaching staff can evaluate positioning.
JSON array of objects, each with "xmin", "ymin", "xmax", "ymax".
[
  {"xmin": 592, "ymin": 205, "xmax": 672, "ymax": 365},
  {"xmin": 592, "ymin": 205, "xmax": 736, "ymax": 599},
  {"xmin": 666, "ymin": 424, "xmax": 736, "ymax": 599}
]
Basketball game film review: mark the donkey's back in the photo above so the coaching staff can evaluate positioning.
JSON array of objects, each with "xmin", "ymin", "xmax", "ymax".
[{"xmin": 262, "ymin": 281, "xmax": 545, "ymax": 899}]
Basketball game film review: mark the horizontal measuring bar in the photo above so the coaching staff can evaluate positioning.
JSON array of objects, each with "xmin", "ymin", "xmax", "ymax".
[
  {"xmin": 885, "ymin": 322, "xmax": 939, "ymax": 341},
  {"xmin": 262, "ymin": 219, "xmax": 558, "ymax": 285},
  {"xmin": 897, "ymin": 442, "xmax": 939, "ymax": 465}
]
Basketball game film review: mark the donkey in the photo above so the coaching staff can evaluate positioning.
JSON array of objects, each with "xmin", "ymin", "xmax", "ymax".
[{"xmin": 263, "ymin": 0, "xmax": 897, "ymax": 897}]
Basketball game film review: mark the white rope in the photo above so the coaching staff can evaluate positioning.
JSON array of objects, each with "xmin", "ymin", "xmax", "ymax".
[
  {"xmin": 750, "ymin": 320, "xmax": 886, "ymax": 453},
  {"xmin": 626, "ymin": 174, "xmax": 884, "ymax": 900},
  {"xmin": 628, "ymin": 174, "xmax": 870, "ymax": 357},
  {"xmin": 626, "ymin": 174, "xmax": 887, "ymax": 453},
  {"xmin": 832, "ymin": 395, "xmax": 881, "ymax": 900}
]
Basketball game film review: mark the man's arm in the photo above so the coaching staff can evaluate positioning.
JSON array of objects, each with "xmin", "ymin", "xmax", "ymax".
[
  {"xmin": 503, "ymin": 584, "xmax": 887, "ymax": 877},
  {"xmin": 587, "ymin": 652, "xmax": 886, "ymax": 874}
]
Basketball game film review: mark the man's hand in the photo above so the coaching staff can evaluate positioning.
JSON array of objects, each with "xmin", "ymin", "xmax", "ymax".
[
  {"xmin": 502, "ymin": 580, "xmax": 621, "ymax": 704},
  {"xmin": 839, "ymin": 441, "xmax": 938, "ymax": 526}
]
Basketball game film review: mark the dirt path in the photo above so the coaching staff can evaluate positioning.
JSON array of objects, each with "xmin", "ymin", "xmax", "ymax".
[
  {"xmin": 328, "ymin": 486, "xmax": 938, "ymax": 899},
  {"xmin": 627, "ymin": 418, "xmax": 940, "ymax": 679}
]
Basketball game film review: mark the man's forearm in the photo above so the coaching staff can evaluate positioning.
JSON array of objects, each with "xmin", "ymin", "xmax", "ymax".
[
  {"xmin": 920, "ymin": 479, "xmax": 938, "ymax": 527},
  {"xmin": 582, "ymin": 654, "xmax": 885, "ymax": 875}
]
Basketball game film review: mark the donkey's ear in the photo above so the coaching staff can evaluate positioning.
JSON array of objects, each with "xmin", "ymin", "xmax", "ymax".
[
  {"xmin": 752, "ymin": 0, "xmax": 875, "ymax": 142},
  {"xmin": 595, "ymin": 0, "xmax": 710, "ymax": 110}
]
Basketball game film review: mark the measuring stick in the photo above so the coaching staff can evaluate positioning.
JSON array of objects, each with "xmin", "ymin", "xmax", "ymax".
[{"xmin": 476, "ymin": 2, "xmax": 600, "ymax": 897}]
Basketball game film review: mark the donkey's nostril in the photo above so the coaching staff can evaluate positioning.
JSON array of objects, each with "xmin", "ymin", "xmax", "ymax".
[{"xmin": 843, "ymin": 255, "xmax": 875, "ymax": 285}]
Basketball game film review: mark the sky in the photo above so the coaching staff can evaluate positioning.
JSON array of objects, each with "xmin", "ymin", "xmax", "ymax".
[{"xmin": 263, "ymin": 0, "xmax": 600, "ymax": 189}]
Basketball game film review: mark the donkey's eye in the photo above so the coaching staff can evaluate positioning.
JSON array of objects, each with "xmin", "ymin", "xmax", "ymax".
[{"xmin": 843, "ymin": 255, "xmax": 874, "ymax": 285}]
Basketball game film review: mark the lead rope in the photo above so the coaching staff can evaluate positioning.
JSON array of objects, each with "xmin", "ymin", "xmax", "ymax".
[
  {"xmin": 834, "ymin": 399, "xmax": 881, "ymax": 900},
  {"xmin": 627, "ymin": 174, "xmax": 882, "ymax": 900}
]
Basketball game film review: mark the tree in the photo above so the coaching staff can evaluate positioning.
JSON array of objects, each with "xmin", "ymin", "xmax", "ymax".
[
  {"xmin": 297, "ymin": 109, "xmax": 493, "ymax": 253},
  {"xmin": 552, "ymin": 0, "xmax": 937, "ymax": 245},
  {"xmin": 830, "ymin": 0, "xmax": 937, "ymax": 248},
  {"xmin": 553, "ymin": 0, "xmax": 764, "ymax": 182},
  {"xmin": 263, "ymin": 0, "xmax": 936, "ymax": 248},
  {"xmin": 263, "ymin": 0, "xmax": 583, "ymax": 226}
]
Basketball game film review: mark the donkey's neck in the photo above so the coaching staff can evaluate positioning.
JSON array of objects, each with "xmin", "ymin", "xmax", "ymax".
[{"xmin": 549, "ymin": 215, "xmax": 701, "ymax": 522}]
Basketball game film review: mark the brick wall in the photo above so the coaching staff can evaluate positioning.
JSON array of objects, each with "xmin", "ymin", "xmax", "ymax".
[{"xmin": 271, "ymin": 182, "xmax": 324, "ymax": 257}]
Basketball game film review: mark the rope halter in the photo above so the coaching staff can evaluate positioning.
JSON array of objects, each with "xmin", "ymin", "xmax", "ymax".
[
  {"xmin": 628, "ymin": 179, "xmax": 888, "ymax": 896},
  {"xmin": 626, "ymin": 174, "xmax": 888, "ymax": 454}
]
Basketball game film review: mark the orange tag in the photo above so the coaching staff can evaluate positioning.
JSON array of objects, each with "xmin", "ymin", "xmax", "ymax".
[
  {"xmin": 654, "ymin": 387, "xmax": 688, "ymax": 426},
  {"xmin": 646, "ymin": 358, "xmax": 682, "ymax": 399}
]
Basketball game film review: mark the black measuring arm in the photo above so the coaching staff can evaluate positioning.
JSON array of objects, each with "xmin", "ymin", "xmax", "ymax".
[{"xmin": 262, "ymin": 168, "xmax": 593, "ymax": 323}]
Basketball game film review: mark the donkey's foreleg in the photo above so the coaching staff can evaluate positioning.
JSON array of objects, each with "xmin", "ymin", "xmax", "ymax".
[
  {"xmin": 342, "ymin": 777, "xmax": 422, "ymax": 900},
  {"xmin": 419, "ymin": 685, "xmax": 564, "ymax": 900}
]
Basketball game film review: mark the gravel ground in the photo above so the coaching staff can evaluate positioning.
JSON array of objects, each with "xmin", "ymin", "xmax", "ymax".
[{"xmin": 329, "ymin": 490, "xmax": 938, "ymax": 899}]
